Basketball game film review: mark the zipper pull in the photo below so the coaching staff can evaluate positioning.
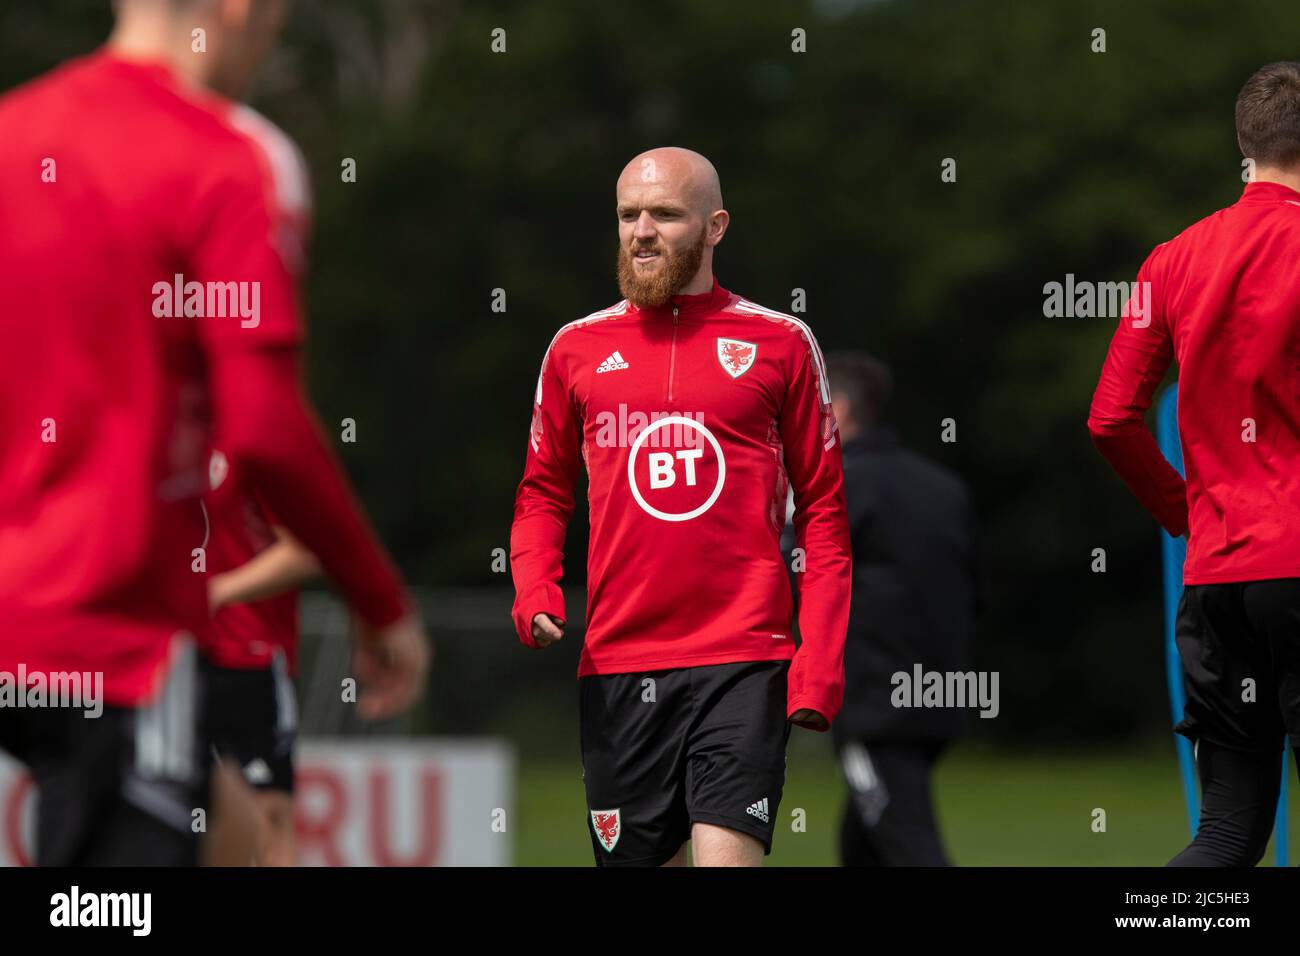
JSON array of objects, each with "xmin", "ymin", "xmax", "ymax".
[{"xmin": 672, "ymin": 305, "xmax": 679, "ymax": 323}]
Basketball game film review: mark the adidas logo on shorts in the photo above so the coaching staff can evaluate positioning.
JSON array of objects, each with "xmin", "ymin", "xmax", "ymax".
[
  {"xmin": 243, "ymin": 758, "xmax": 272, "ymax": 785},
  {"xmin": 596, "ymin": 350, "xmax": 629, "ymax": 373},
  {"xmin": 745, "ymin": 797, "xmax": 770, "ymax": 824}
]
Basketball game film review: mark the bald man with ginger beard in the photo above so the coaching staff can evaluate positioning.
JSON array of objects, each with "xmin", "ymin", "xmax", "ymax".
[{"xmin": 511, "ymin": 147, "xmax": 851, "ymax": 867}]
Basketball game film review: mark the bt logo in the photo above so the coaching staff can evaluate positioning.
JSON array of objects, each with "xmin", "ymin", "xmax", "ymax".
[
  {"xmin": 648, "ymin": 449, "xmax": 703, "ymax": 489},
  {"xmin": 627, "ymin": 416, "xmax": 725, "ymax": 522}
]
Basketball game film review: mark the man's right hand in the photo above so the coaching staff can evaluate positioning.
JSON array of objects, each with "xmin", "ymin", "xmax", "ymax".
[
  {"xmin": 352, "ymin": 612, "xmax": 432, "ymax": 720},
  {"xmin": 531, "ymin": 612, "xmax": 565, "ymax": 647}
]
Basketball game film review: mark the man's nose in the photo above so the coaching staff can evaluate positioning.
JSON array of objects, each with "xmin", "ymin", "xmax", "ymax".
[{"xmin": 632, "ymin": 212, "xmax": 657, "ymax": 240}]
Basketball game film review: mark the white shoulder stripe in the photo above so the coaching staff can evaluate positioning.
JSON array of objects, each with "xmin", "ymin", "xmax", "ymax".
[
  {"xmin": 583, "ymin": 301, "xmax": 630, "ymax": 321},
  {"xmin": 734, "ymin": 299, "xmax": 831, "ymax": 404},
  {"xmin": 227, "ymin": 105, "xmax": 311, "ymax": 218},
  {"xmin": 534, "ymin": 301, "xmax": 629, "ymax": 405}
]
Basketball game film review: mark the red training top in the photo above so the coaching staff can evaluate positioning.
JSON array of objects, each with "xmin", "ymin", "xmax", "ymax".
[
  {"xmin": 0, "ymin": 50, "xmax": 408, "ymax": 705},
  {"xmin": 203, "ymin": 449, "xmax": 299, "ymax": 673},
  {"xmin": 1089, "ymin": 181, "xmax": 1300, "ymax": 584},
  {"xmin": 511, "ymin": 281, "xmax": 852, "ymax": 726}
]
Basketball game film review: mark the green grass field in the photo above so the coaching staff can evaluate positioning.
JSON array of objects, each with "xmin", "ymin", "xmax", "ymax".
[{"xmin": 514, "ymin": 735, "xmax": 1299, "ymax": 866}]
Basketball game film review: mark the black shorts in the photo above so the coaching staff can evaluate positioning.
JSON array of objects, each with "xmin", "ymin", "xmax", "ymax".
[
  {"xmin": 0, "ymin": 639, "xmax": 209, "ymax": 866},
  {"xmin": 579, "ymin": 659, "xmax": 792, "ymax": 866},
  {"xmin": 1175, "ymin": 578, "xmax": 1300, "ymax": 753},
  {"xmin": 204, "ymin": 651, "xmax": 297, "ymax": 793}
]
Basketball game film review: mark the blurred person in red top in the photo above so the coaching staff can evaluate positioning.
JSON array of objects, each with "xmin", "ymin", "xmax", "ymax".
[
  {"xmin": 510, "ymin": 147, "xmax": 851, "ymax": 866},
  {"xmin": 203, "ymin": 448, "xmax": 320, "ymax": 866},
  {"xmin": 0, "ymin": 0, "xmax": 429, "ymax": 865},
  {"xmin": 1089, "ymin": 62, "xmax": 1300, "ymax": 866}
]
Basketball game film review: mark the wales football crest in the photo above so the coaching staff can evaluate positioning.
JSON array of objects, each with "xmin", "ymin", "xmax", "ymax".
[
  {"xmin": 591, "ymin": 808, "xmax": 621, "ymax": 852},
  {"xmin": 717, "ymin": 338, "xmax": 757, "ymax": 379}
]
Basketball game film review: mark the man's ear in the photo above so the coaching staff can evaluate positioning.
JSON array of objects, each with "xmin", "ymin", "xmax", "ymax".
[{"xmin": 707, "ymin": 209, "xmax": 730, "ymax": 247}]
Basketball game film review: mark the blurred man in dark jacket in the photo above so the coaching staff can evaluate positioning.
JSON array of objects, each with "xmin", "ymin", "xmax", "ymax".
[{"xmin": 785, "ymin": 352, "xmax": 980, "ymax": 865}]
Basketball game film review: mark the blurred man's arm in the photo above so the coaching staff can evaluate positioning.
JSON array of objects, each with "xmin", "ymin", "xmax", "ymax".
[
  {"xmin": 510, "ymin": 340, "xmax": 582, "ymax": 648},
  {"xmin": 208, "ymin": 525, "xmax": 321, "ymax": 612},
  {"xmin": 780, "ymin": 332, "xmax": 853, "ymax": 731},
  {"xmin": 192, "ymin": 139, "xmax": 428, "ymax": 718},
  {"xmin": 208, "ymin": 349, "xmax": 429, "ymax": 718},
  {"xmin": 208, "ymin": 348, "xmax": 412, "ymax": 627},
  {"xmin": 1087, "ymin": 258, "xmax": 1189, "ymax": 537}
]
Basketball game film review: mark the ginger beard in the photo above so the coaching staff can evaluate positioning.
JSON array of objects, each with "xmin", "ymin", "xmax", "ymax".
[{"xmin": 616, "ymin": 224, "xmax": 708, "ymax": 308}]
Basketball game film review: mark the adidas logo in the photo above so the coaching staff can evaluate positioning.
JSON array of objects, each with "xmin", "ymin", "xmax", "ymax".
[
  {"xmin": 243, "ymin": 758, "xmax": 272, "ymax": 785},
  {"xmin": 745, "ymin": 797, "xmax": 770, "ymax": 824},
  {"xmin": 596, "ymin": 350, "xmax": 629, "ymax": 373}
]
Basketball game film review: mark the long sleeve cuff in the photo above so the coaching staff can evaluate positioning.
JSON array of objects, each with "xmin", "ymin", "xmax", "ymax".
[{"xmin": 512, "ymin": 582, "xmax": 566, "ymax": 649}]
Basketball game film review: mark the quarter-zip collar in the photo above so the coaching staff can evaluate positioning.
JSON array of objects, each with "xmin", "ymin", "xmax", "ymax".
[
  {"xmin": 1238, "ymin": 181, "xmax": 1300, "ymax": 205},
  {"xmin": 631, "ymin": 278, "xmax": 732, "ymax": 320}
]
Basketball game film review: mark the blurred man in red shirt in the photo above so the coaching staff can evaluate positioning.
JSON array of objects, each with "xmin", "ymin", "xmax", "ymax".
[
  {"xmin": 1089, "ymin": 62, "xmax": 1300, "ymax": 866},
  {"xmin": 0, "ymin": 0, "xmax": 429, "ymax": 865},
  {"xmin": 203, "ymin": 448, "xmax": 319, "ymax": 866}
]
